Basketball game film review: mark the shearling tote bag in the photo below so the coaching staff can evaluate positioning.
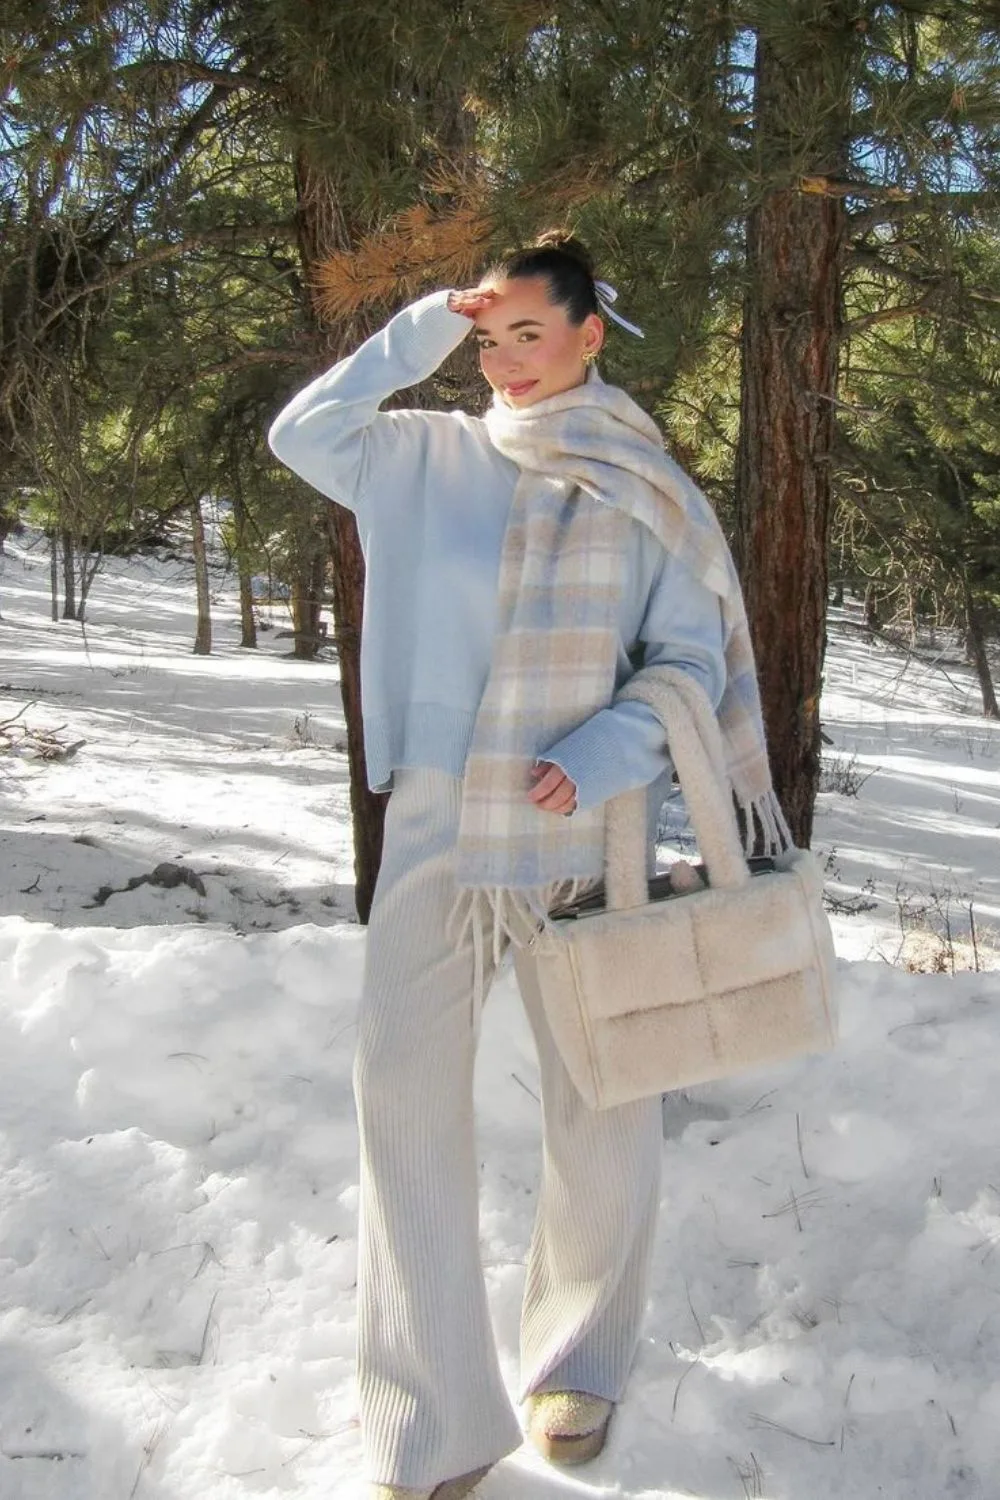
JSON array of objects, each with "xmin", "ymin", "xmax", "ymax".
[{"xmin": 515, "ymin": 678, "xmax": 838, "ymax": 1111}]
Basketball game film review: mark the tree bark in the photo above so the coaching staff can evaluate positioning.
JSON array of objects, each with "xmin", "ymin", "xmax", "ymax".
[
  {"xmin": 50, "ymin": 530, "xmax": 59, "ymax": 621},
  {"xmin": 290, "ymin": 530, "xmax": 326, "ymax": 659},
  {"xmin": 61, "ymin": 528, "xmax": 77, "ymax": 619},
  {"xmin": 864, "ymin": 583, "xmax": 880, "ymax": 630},
  {"xmin": 325, "ymin": 503, "xmax": 388, "ymax": 922},
  {"xmin": 294, "ymin": 154, "xmax": 386, "ymax": 922},
  {"xmin": 77, "ymin": 549, "xmax": 100, "ymax": 622},
  {"xmin": 191, "ymin": 497, "xmax": 212, "ymax": 655},
  {"xmin": 734, "ymin": 15, "xmax": 850, "ymax": 848},
  {"xmin": 233, "ymin": 491, "xmax": 257, "ymax": 649},
  {"xmin": 964, "ymin": 574, "xmax": 999, "ymax": 719},
  {"xmin": 309, "ymin": 546, "xmax": 327, "ymax": 650}
]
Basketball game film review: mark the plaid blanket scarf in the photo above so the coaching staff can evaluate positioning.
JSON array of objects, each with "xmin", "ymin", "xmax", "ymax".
[{"xmin": 452, "ymin": 370, "xmax": 791, "ymax": 960}]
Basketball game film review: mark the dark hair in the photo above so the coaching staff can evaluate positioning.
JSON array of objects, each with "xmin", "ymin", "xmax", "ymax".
[{"xmin": 488, "ymin": 230, "xmax": 599, "ymax": 326}]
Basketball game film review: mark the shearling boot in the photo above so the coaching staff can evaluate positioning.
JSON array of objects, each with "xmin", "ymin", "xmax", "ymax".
[
  {"xmin": 370, "ymin": 1463, "xmax": 494, "ymax": 1500},
  {"xmin": 525, "ymin": 1390, "xmax": 615, "ymax": 1465}
]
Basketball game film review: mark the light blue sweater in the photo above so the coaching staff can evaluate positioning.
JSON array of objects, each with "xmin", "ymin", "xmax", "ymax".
[{"xmin": 268, "ymin": 291, "xmax": 726, "ymax": 811}]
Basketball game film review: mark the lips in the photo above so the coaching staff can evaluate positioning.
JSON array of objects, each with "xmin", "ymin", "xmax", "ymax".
[{"xmin": 504, "ymin": 380, "xmax": 539, "ymax": 398}]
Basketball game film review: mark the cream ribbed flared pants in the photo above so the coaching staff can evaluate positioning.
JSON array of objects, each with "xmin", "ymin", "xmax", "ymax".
[{"xmin": 353, "ymin": 769, "xmax": 663, "ymax": 1490}]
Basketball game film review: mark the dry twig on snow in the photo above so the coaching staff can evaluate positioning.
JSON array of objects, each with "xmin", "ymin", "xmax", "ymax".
[{"xmin": 0, "ymin": 705, "xmax": 86, "ymax": 761}]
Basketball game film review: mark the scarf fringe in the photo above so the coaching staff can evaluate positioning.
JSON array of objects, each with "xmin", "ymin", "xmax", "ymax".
[
  {"xmin": 447, "ymin": 876, "xmax": 597, "ymax": 1038},
  {"xmin": 737, "ymin": 788, "xmax": 794, "ymax": 859}
]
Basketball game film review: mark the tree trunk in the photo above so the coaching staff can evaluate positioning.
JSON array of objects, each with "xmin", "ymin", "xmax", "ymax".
[
  {"xmin": 864, "ymin": 583, "xmax": 880, "ymax": 630},
  {"xmin": 325, "ymin": 503, "xmax": 388, "ymax": 922},
  {"xmin": 294, "ymin": 154, "xmax": 386, "ymax": 922},
  {"xmin": 309, "ymin": 545, "xmax": 326, "ymax": 649},
  {"xmin": 191, "ymin": 496, "xmax": 212, "ymax": 655},
  {"xmin": 77, "ymin": 546, "xmax": 101, "ymax": 623},
  {"xmin": 290, "ymin": 530, "xmax": 325, "ymax": 659},
  {"xmin": 733, "ymin": 16, "xmax": 850, "ymax": 848},
  {"xmin": 50, "ymin": 530, "xmax": 59, "ymax": 621},
  {"xmin": 61, "ymin": 528, "xmax": 77, "ymax": 619},
  {"xmin": 964, "ymin": 574, "xmax": 999, "ymax": 719},
  {"xmin": 233, "ymin": 491, "xmax": 257, "ymax": 649}
]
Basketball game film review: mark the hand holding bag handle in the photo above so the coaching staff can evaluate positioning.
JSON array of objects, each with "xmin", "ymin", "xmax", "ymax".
[
  {"xmin": 604, "ymin": 668, "xmax": 754, "ymax": 911},
  {"xmin": 528, "ymin": 664, "xmax": 836, "ymax": 1109}
]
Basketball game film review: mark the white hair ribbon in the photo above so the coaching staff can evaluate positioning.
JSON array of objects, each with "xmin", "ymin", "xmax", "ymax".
[{"xmin": 594, "ymin": 279, "xmax": 645, "ymax": 339}]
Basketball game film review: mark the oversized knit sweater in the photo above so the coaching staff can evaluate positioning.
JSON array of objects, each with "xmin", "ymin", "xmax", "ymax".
[{"xmin": 267, "ymin": 290, "xmax": 727, "ymax": 812}]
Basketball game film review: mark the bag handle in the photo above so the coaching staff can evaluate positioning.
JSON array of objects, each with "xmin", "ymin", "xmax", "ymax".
[{"xmin": 604, "ymin": 668, "xmax": 751, "ymax": 911}]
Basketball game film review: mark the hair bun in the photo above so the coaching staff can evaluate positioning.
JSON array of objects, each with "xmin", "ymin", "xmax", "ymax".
[{"xmin": 532, "ymin": 229, "xmax": 595, "ymax": 277}]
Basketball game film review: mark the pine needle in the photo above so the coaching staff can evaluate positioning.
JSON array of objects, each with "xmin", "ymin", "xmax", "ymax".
[
  {"xmin": 796, "ymin": 1111, "xmax": 810, "ymax": 1179},
  {"xmin": 685, "ymin": 1281, "xmax": 705, "ymax": 1344},
  {"xmin": 313, "ymin": 199, "xmax": 493, "ymax": 320},
  {"xmin": 749, "ymin": 1412, "xmax": 837, "ymax": 1447},
  {"xmin": 671, "ymin": 1357, "xmax": 699, "ymax": 1419},
  {"xmin": 311, "ymin": 155, "xmax": 617, "ymax": 321}
]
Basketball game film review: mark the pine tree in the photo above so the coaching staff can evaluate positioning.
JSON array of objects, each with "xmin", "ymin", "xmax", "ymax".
[
  {"xmin": 4, "ymin": 0, "xmax": 997, "ymax": 894},
  {"xmin": 835, "ymin": 215, "xmax": 1000, "ymax": 715},
  {"xmin": 735, "ymin": 1, "xmax": 1000, "ymax": 834},
  {"xmin": 223, "ymin": 0, "xmax": 496, "ymax": 919}
]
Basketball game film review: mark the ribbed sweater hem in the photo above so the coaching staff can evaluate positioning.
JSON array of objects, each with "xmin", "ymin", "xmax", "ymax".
[{"xmin": 364, "ymin": 704, "xmax": 479, "ymax": 792}]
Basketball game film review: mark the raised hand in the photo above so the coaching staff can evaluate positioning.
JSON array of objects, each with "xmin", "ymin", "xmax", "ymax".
[{"xmin": 447, "ymin": 287, "xmax": 499, "ymax": 319}]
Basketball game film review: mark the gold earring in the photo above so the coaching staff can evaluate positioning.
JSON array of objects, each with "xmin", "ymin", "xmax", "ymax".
[{"xmin": 583, "ymin": 349, "xmax": 598, "ymax": 365}]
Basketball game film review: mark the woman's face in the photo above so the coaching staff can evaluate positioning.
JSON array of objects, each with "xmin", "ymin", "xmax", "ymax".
[{"xmin": 473, "ymin": 275, "xmax": 604, "ymax": 408}]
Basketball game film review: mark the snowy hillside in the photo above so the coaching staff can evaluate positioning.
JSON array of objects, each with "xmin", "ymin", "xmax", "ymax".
[{"xmin": 1, "ymin": 528, "xmax": 999, "ymax": 1500}]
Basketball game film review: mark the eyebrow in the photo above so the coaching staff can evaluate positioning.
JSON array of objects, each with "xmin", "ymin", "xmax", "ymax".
[{"xmin": 473, "ymin": 318, "xmax": 545, "ymax": 335}]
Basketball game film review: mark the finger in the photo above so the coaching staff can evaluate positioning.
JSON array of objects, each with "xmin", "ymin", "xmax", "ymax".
[
  {"xmin": 528, "ymin": 764, "xmax": 568, "ymax": 801},
  {"xmin": 538, "ymin": 786, "xmax": 577, "ymax": 815},
  {"xmin": 449, "ymin": 288, "xmax": 497, "ymax": 315},
  {"xmin": 543, "ymin": 770, "xmax": 576, "ymax": 809},
  {"xmin": 530, "ymin": 768, "xmax": 578, "ymax": 812},
  {"xmin": 527, "ymin": 766, "xmax": 551, "ymax": 795}
]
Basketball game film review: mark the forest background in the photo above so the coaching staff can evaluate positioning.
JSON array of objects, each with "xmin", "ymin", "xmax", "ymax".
[{"xmin": 2, "ymin": 0, "xmax": 998, "ymax": 920}]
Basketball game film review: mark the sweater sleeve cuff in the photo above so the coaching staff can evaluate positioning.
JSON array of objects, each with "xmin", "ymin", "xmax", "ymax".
[{"xmin": 540, "ymin": 701, "xmax": 670, "ymax": 814}]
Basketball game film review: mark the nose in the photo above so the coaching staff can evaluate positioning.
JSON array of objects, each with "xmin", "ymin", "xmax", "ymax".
[{"xmin": 493, "ymin": 347, "xmax": 522, "ymax": 377}]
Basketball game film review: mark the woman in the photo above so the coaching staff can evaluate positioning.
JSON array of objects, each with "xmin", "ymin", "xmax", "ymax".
[{"xmin": 269, "ymin": 235, "xmax": 734, "ymax": 1499}]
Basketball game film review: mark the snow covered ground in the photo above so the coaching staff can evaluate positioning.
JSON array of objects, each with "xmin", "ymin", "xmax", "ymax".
[{"xmin": 1, "ymin": 528, "xmax": 999, "ymax": 1500}]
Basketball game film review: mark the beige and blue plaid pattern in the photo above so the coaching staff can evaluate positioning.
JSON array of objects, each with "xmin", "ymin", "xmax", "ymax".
[
  {"xmin": 455, "ymin": 470, "xmax": 631, "ymax": 889},
  {"xmin": 455, "ymin": 374, "xmax": 790, "ymax": 898}
]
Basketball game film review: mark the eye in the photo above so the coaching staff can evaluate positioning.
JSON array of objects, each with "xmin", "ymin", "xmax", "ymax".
[
  {"xmin": 517, "ymin": 332, "xmax": 539, "ymax": 343},
  {"xmin": 476, "ymin": 337, "xmax": 496, "ymax": 350}
]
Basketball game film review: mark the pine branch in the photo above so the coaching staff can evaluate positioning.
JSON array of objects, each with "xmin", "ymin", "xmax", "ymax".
[
  {"xmin": 800, "ymin": 174, "xmax": 912, "ymax": 201},
  {"xmin": 848, "ymin": 247, "xmax": 1000, "ymax": 309},
  {"xmin": 848, "ymin": 191, "xmax": 999, "ymax": 231},
  {"xmin": 312, "ymin": 153, "xmax": 618, "ymax": 320},
  {"xmin": 197, "ymin": 348, "xmax": 317, "ymax": 379},
  {"xmin": 313, "ymin": 200, "xmax": 493, "ymax": 321},
  {"xmin": 30, "ymin": 222, "xmax": 298, "ymax": 341},
  {"xmin": 845, "ymin": 301, "xmax": 937, "ymax": 333},
  {"xmin": 36, "ymin": 109, "xmax": 89, "ymax": 219},
  {"xmin": 119, "ymin": 85, "xmax": 232, "ymax": 220},
  {"xmin": 117, "ymin": 59, "xmax": 268, "ymax": 94}
]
